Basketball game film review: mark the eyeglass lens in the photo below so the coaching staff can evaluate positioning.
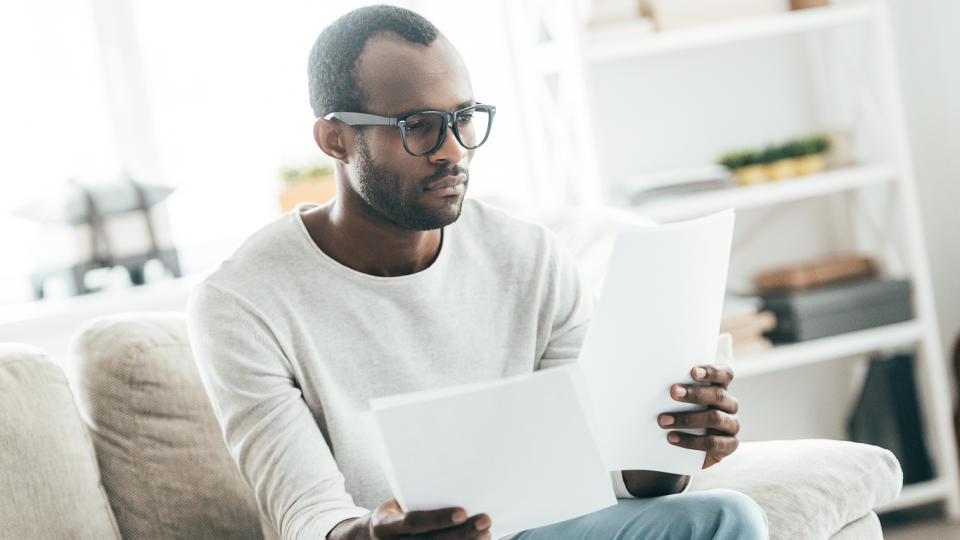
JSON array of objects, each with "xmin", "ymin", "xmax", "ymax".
[{"xmin": 402, "ymin": 106, "xmax": 492, "ymax": 155}]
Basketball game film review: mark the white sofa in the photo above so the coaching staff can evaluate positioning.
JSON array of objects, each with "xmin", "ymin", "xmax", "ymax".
[{"xmin": 0, "ymin": 312, "xmax": 902, "ymax": 539}]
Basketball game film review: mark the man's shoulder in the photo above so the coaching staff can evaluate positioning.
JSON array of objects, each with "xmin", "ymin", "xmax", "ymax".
[{"xmin": 198, "ymin": 211, "xmax": 304, "ymax": 295}]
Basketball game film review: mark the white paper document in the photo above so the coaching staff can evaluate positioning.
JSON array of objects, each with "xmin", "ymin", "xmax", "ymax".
[
  {"xmin": 577, "ymin": 209, "xmax": 736, "ymax": 475},
  {"xmin": 369, "ymin": 366, "xmax": 617, "ymax": 539}
]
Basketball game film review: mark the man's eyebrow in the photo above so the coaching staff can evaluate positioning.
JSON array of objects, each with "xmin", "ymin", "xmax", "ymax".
[{"xmin": 392, "ymin": 100, "xmax": 477, "ymax": 118}]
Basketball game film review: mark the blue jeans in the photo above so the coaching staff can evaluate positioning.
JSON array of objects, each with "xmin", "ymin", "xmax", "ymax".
[{"xmin": 513, "ymin": 489, "xmax": 768, "ymax": 540}]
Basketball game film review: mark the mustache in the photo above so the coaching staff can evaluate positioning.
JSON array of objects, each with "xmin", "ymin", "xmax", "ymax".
[{"xmin": 420, "ymin": 166, "xmax": 469, "ymax": 187}]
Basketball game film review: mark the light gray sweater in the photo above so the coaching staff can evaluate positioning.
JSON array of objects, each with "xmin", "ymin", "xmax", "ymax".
[{"xmin": 187, "ymin": 199, "xmax": 595, "ymax": 539}]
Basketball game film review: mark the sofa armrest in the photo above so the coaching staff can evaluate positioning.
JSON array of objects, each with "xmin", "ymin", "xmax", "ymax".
[{"xmin": 689, "ymin": 439, "xmax": 902, "ymax": 540}]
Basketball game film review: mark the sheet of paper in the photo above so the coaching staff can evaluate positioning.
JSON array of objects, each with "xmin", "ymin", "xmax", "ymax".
[
  {"xmin": 369, "ymin": 366, "xmax": 617, "ymax": 539},
  {"xmin": 577, "ymin": 209, "xmax": 736, "ymax": 475}
]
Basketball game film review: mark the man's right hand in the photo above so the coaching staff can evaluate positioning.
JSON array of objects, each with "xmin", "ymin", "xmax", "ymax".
[{"xmin": 328, "ymin": 498, "xmax": 492, "ymax": 540}]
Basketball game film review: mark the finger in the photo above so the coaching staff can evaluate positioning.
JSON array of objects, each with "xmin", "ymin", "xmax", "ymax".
[
  {"xmin": 691, "ymin": 364, "xmax": 734, "ymax": 387},
  {"xmin": 670, "ymin": 383, "xmax": 739, "ymax": 413},
  {"xmin": 667, "ymin": 431, "xmax": 739, "ymax": 457},
  {"xmin": 421, "ymin": 514, "xmax": 492, "ymax": 540},
  {"xmin": 658, "ymin": 409, "xmax": 740, "ymax": 435},
  {"xmin": 376, "ymin": 506, "xmax": 467, "ymax": 535}
]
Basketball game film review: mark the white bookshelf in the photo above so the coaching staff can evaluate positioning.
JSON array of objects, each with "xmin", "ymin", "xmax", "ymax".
[
  {"xmin": 735, "ymin": 320, "xmax": 922, "ymax": 378},
  {"xmin": 629, "ymin": 163, "xmax": 898, "ymax": 222},
  {"xmin": 506, "ymin": 0, "xmax": 960, "ymax": 518},
  {"xmin": 585, "ymin": 3, "xmax": 875, "ymax": 62}
]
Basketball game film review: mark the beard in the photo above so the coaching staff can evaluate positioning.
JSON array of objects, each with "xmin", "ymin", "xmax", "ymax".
[{"xmin": 353, "ymin": 135, "xmax": 469, "ymax": 231}]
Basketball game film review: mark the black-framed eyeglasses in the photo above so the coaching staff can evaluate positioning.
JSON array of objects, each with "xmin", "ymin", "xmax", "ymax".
[{"xmin": 324, "ymin": 103, "xmax": 496, "ymax": 157}]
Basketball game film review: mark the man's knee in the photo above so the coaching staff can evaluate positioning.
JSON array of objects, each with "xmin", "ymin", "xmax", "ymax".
[{"xmin": 701, "ymin": 489, "xmax": 768, "ymax": 540}]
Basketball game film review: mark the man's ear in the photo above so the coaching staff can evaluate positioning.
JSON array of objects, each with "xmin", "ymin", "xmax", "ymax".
[{"xmin": 314, "ymin": 117, "xmax": 350, "ymax": 162}]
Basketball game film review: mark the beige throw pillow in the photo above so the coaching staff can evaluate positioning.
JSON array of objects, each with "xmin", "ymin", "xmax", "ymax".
[
  {"xmin": 68, "ymin": 313, "xmax": 263, "ymax": 539},
  {"xmin": 0, "ymin": 343, "xmax": 121, "ymax": 539}
]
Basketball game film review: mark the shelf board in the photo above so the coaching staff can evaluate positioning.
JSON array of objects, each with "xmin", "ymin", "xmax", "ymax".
[
  {"xmin": 628, "ymin": 163, "xmax": 899, "ymax": 222},
  {"xmin": 585, "ymin": 3, "xmax": 875, "ymax": 62},
  {"xmin": 734, "ymin": 320, "xmax": 923, "ymax": 379},
  {"xmin": 877, "ymin": 478, "xmax": 951, "ymax": 514}
]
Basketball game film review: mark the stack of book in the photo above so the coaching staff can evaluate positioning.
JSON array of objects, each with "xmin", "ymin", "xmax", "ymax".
[
  {"xmin": 720, "ymin": 297, "xmax": 776, "ymax": 356},
  {"xmin": 753, "ymin": 254, "xmax": 912, "ymax": 343}
]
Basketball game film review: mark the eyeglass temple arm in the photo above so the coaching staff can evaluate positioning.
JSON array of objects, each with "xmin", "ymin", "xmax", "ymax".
[{"xmin": 323, "ymin": 112, "xmax": 398, "ymax": 126}]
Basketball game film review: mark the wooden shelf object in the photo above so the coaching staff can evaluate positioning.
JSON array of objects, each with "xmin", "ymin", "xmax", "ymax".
[{"xmin": 585, "ymin": 3, "xmax": 875, "ymax": 62}]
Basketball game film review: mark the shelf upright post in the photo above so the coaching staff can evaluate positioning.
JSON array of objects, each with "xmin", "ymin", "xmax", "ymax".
[
  {"xmin": 500, "ymin": 0, "xmax": 604, "ymax": 209},
  {"xmin": 870, "ymin": 0, "xmax": 960, "ymax": 519}
]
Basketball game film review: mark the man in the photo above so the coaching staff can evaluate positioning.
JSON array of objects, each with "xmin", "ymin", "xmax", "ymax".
[{"xmin": 187, "ymin": 5, "xmax": 768, "ymax": 540}]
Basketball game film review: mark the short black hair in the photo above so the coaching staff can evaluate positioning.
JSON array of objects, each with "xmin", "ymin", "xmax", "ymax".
[{"xmin": 308, "ymin": 5, "xmax": 440, "ymax": 117}]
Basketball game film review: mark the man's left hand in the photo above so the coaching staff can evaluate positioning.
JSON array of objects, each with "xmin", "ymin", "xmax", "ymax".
[{"xmin": 659, "ymin": 364, "xmax": 740, "ymax": 469}]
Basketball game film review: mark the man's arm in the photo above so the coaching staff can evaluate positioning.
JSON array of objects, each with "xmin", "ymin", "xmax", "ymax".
[
  {"xmin": 188, "ymin": 283, "xmax": 368, "ymax": 538},
  {"xmin": 190, "ymin": 283, "xmax": 493, "ymax": 540}
]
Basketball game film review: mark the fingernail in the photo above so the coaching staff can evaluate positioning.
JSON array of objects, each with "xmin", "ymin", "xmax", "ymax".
[
  {"xmin": 475, "ymin": 515, "xmax": 491, "ymax": 530},
  {"xmin": 451, "ymin": 510, "xmax": 467, "ymax": 524},
  {"xmin": 668, "ymin": 433, "xmax": 680, "ymax": 443},
  {"xmin": 694, "ymin": 367, "xmax": 707, "ymax": 380},
  {"xmin": 674, "ymin": 385, "xmax": 687, "ymax": 397},
  {"xmin": 660, "ymin": 415, "xmax": 675, "ymax": 426}
]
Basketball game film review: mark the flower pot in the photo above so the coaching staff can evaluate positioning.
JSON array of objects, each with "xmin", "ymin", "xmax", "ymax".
[
  {"xmin": 765, "ymin": 159, "xmax": 799, "ymax": 181},
  {"xmin": 795, "ymin": 153, "xmax": 827, "ymax": 176},
  {"xmin": 279, "ymin": 174, "xmax": 337, "ymax": 212},
  {"xmin": 734, "ymin": 164, "xmax": 768, "ymax": 186}
]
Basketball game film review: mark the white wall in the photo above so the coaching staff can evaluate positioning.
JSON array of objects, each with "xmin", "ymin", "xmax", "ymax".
[{"xmin": 889, "ymin": 0, "xmax": 960, "ymax": 358}]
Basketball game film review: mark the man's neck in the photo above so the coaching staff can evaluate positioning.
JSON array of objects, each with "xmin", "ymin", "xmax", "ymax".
[{"xmin": 301, "ymin": 197, "xmax": 442, "ymax": 277}]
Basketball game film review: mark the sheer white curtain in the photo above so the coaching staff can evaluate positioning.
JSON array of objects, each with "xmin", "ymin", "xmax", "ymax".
[{"xmin": 0, "ymin": 0, "xmax": 120, "ymax": 304}]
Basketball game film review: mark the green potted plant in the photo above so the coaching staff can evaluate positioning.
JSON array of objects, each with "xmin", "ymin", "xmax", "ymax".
[
  {"xmin": 762, "ymin": 144, "xmax": 798, "ymax": 181},
  {"xmin": 794, "ymin": 136, "xmax": 830, "ymax": 176},
  {"xmin": 719, "ymin": 135, "xmax": 833, "ymax": 187},
  {"xmin": 718, "ymin": 150, "xmax": 766, "ymax": 186},
  {"xmin": 278, "ymin": 162, "xmax": 336, "ymax": 212}
]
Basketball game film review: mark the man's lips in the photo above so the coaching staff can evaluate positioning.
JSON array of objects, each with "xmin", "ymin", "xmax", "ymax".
[{"xmin": 424, "ymin": 175, "xmax": 466, "ymax": 191}]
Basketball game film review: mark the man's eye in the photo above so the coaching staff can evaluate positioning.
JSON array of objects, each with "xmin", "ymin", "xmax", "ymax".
[
  {"xmin": 458, "ymin": 114, "xmax": 474, "ymax": 124},
  {"xmin": 404, "ymin": 122, "xmax": 425, "ymax": 132}
]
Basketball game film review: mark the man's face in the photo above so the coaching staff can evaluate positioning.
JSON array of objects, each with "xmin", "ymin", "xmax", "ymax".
[{"xmin": 347, "ymin": 34, "xmax": 476, "ymax": 230}]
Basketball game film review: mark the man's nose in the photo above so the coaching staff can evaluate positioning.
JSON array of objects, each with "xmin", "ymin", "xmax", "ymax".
[{"xmin": 429, "ymin": 121, "xmax": 468, "ymax": 164}]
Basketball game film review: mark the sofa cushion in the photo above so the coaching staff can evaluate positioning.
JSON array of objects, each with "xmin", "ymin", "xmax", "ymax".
[
  {"xmin": 67, "ymin": 313, "xmax": 262, "ymax": 539},
  {"xmin": 689, "ymin": 439, "xmax": 901, "ymax": 540},
  {"xmin": 0, "ymin": 343, "xmax": 121, "ymax": 539}
]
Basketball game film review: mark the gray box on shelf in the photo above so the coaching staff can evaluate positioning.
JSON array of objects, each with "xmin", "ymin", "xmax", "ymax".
[{"xmin": 761, "ymin": 278, "xmax": 913, "ymax": 343}]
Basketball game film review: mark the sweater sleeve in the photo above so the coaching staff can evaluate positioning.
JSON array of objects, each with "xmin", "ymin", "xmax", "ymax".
[{"xmin": 187, "ymin": 282, "xmax": 368, "ymax": 539}]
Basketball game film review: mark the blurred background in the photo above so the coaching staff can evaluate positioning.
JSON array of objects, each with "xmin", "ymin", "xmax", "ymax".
[{"xmin": 1, "ymin": 0, "xmax": 959, "ymax": 535}]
